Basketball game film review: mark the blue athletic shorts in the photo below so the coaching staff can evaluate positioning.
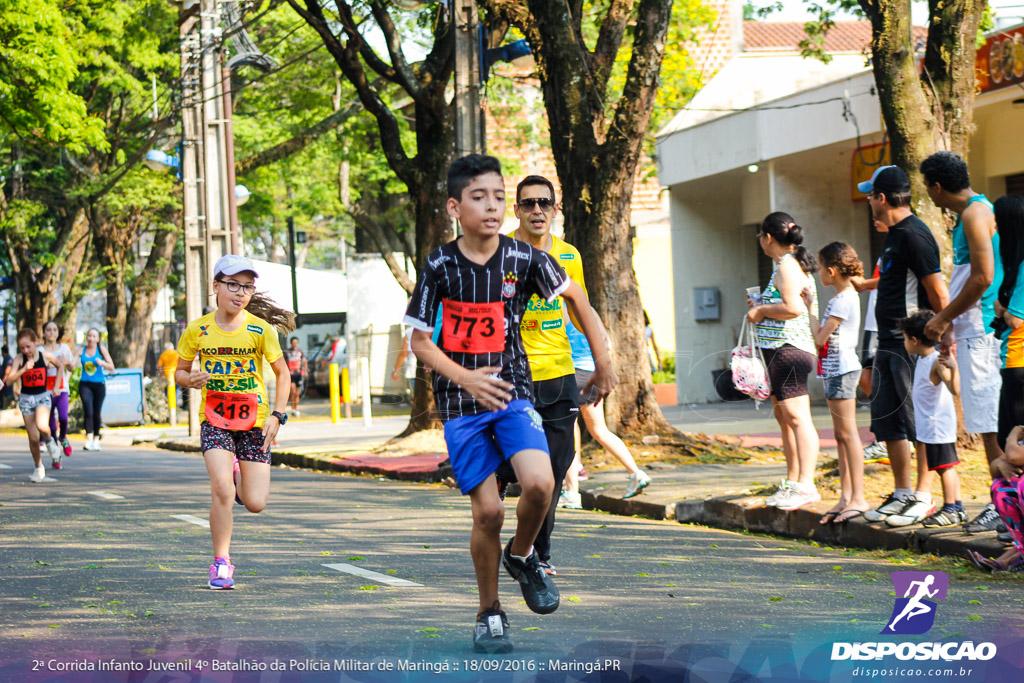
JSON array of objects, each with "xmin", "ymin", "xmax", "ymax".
[{"xmin": 443, "ymin": 399, "xmax": 550, "ymax": 495}]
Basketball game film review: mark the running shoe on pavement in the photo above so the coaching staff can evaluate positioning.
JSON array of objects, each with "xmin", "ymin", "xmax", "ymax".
[
  {"xmin": 885, "ymin": 497, "xmax": 935, "ymax": 527},
  {"xmin": 765, "ymin": 480, "xmax": 794, "ymax": 507},
  {"xmin": 502, "ymin": 539, "xmax": 559, "ymax": 614},
  {"xmin": 473, "ymin": 604, "xmax": 513, "ymax": 654},
  {"xmin": 864, "ymin": 493, "xmax": 907, "ymax": 522},
  {"xmin": 557, "ymin": 491, "xmax": 582, "ymax": 510},
  {"xmin": 964, "ymin": 503, "xmax": 1001, "ymax": 533},
  {"xmin": 577, "ymin": 467, "xmax": 588, "ymax": 481},
  {"xmin": 624, "ymin": 471, "xmax": 652, "ymax": 499},
  {"xmin": 29, "ymin": 466, "xmax": 46, "ymax": 483},
  {"xmin": 61, "ymin": 437, "xmax": 72, "ymax": 457},
  {"xmin": 922, "ymin": 508, "xmax": 968, "ymax": 528},
  {"xmin": 538, "ymin": 560, "xmax": 557, "ymax": 576},
  {"xmin": 208, "ymin": 557, "xmax": 235, "ymax": 589},
  {"xmin": 776, "ymin": 486, "xmax": 821, "ymax": 511}
]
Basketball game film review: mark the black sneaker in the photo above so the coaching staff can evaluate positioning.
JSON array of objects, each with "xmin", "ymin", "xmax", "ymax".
[
  {"xmin": 998, "ymin": 531, "xmax": 1014, "ymax": 544},
  {"xmin": 473, "ymin": 605, "xmax": 513, "ymax": 654},
  {"xmin": 964, "ymin": 503, "xmax": 1001, "ymax": 533},
  {"xmin": 922, "ymin": 508, "xmax": 968, "ymax": 528},
  {"xmin": 502, "ymin": 539, "xmax": 560, "ymax": 614}
]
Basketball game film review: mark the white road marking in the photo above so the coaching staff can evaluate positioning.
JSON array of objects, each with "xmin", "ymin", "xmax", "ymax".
[
  {"xmin": 87, "ymin": 491, "xmax": 125, "ymax": 500},
  {"xmin": 322, "ymin": 563, "xmax": 423, "ymax": 587},
  {"xmin": 0, "ymin": 463, "xmax": 12, "ymax": 469},
  {"xmin": 171, "ymin": 514, "xmax": 210, "ymax": 528}
]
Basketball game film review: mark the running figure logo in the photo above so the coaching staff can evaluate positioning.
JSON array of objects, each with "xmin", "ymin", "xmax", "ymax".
[{"xmin": 881, "ymin": 571, "xmax": 948, "ymax": 635}]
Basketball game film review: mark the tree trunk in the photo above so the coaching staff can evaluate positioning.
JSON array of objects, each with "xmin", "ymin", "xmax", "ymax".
[
  {"xmin": 483, "ymin": 0, "xmax": 676, "ymax": 436},
  {"xmin": 121, "ymin": 225, "xmax": 180, "ymax": 368},
  {"xmin": 89, "ymin": 205, "xmax": 139, "ymax": 366},
  {"xmin": 54, "ymin": 209, "xmax": 95, "ymax": 342}
]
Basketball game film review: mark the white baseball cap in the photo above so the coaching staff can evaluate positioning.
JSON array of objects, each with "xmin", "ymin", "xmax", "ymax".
[{"xmin": 213, "ymin": 254, "xmax": 259, "ymax": 278}]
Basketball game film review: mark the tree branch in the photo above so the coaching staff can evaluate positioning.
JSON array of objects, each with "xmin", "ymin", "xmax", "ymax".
[
  {"xmin": 235, "ymin": 97, "xmax": 363, "ymax": 176},
  {"xmin": 288, "ymin": 0, "xmax": 416, "ymax": 188},
  {"xmin": 590, "ymin": 0, "xmax": 633, "ymax": 95},
  {"xmin": 368, "ymin": 1, "xmax": 423, "ymax": 99},
  {"xmin": 349, "ymin": 206, "xmax": 415, "ymax": 294}
]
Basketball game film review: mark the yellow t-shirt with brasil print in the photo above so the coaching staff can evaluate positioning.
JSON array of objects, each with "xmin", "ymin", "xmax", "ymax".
[
  {"xmin": 177, "ymin": 310, "xmax": 283, "ymax": 429},
  {"xmin": 514, "ymin": 233, "xmax": 587, "ymax": 381}
]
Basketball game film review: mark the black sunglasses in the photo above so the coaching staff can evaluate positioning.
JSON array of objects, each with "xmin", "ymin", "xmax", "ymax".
[{"xmin": 518, "ymin": 197, "xmax": 554, "ymax": 211}]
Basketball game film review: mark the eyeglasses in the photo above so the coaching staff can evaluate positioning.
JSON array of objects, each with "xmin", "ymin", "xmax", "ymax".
[
  {"xmin": 217, "ymin": 279, "xmax": 257, "ymax": 295},
  {"xmin": 518, "ymin": 197, "xmax": 554, "ymax": 211}
]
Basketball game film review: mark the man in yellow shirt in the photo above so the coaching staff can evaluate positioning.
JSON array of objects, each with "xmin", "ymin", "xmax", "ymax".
[{"xmin": 508, "ymin": 175, "xmax": 607, "ymax": 576}]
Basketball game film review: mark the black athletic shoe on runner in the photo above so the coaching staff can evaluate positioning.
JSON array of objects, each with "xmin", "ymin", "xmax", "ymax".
[
  {"xmin": 502, "ymin": 539, "xmax": 560, "ymax": 614},
  {"xmin": 473, "ymin": 603, "xmax": 513, "ymax": 654}
]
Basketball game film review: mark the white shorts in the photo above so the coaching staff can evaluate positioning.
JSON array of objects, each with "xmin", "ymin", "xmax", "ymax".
[{"xmin": 956, "ymin": 334, "xmax": 1001, "ymax": 434}]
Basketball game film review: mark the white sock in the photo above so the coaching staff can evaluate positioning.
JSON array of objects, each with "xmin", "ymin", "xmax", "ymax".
[
  {"xmin": 510, "ymin": 545, "xmax": 534, "ymax": 562},
  {"xmin": 86, "ymin": 435, "xmax": 93, "ymax": 448},
  {"xmin": 914, "ymin": 491, "xmax": 932, "ymax": 504},
  {"xmin": 798, "ymin": 481, "xmax": 817, "ymax": 494},
  {"xmin": 894, "ymin": 488, "xmax": 913, "ymax": 501}
]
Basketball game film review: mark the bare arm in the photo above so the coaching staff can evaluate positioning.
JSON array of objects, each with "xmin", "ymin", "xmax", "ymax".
[
  {"xmin": 97, "ymin": 345, "xmax": 116, "ymax": 372},
  {"xmin": 851, "ymin": 275, "xmax": 879, "ymax": 293},
  {"xmin": 409, "ymin": 329, "xmax": 512, "ymax": 411},
  {"xmin": 174, "ymin": 356, "xmax": 209, "ymax": 390},
  {"xmin": 926, "ymin": 211, "xmax": 994, "ymax": 339},
  {"xmin": 749, "ymin": 259, "xmax": 807, "ymax": 322},
  {"xmin": 261, "ymin": 357, "xmax": 291, "ymax": 451},
  {"xmin": 561, "ymin": 281, "xmax": 618, "ymax": 403},
  {"xmin": 930, "ymin": 353, "xmax": 959, "ymax": 395},
  {"xmin": 920, "ymin": 272, "xmax": 950, "ymax": 318}
]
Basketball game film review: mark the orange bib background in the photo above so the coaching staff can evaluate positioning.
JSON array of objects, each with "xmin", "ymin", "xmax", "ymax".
[
  {"xmin": 204, "ymin": 391, "xmax": 258, "ymax": 431},
  {"xmin": 441, "ymin": 299, "xmax": 505, "ymax": 353}
]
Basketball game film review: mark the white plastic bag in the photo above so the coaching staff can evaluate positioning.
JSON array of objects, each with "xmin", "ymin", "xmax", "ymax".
[{"xmin": 730, "ymin": 318, "xmax": 771, "ymax": 405}]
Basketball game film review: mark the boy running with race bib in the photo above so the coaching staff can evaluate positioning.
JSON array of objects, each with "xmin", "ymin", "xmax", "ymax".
[
  {"xmin": 175, "ymin": 255, "xmax": 294, "ymax": 589},
  {"xmin": 404, "ymin": 155, "xmax": 616, "ymax": 654}
]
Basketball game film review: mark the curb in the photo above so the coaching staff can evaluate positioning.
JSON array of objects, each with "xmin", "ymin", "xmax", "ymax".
[
  {"xmin": 675, "ymin": 494, "xmax": 1007, "ymax": 560},
  {"xmin": 152, "ymin": 439, "xmax": 1007, "ymax": 564}
]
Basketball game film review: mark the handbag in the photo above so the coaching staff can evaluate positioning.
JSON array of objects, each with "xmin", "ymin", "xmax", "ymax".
[{"xmin": 730, "ymin": 318, "xmax": 771, "ymax": 405}]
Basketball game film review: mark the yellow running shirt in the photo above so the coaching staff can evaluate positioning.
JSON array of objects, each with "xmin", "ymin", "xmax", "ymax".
[
  {"xmin": 516, "ymin": 233, "xmax": 587, "ymax": 381},
  {"xmin": 177, "ymin": 311, "xmax": 283, "ymax": 429}
]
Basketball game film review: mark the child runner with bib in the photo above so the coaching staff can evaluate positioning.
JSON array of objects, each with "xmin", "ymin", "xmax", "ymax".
[
  {"xmin": 42, "ymin": 320, "xmax": 74, "ymax": 465},
  {"xmin": 803, "ymin": 242, "xmax": 869, "ymax": 524},
  {"xmin": 404, "ymin": 155, "xmax": 616, "ymax": 654},
  {"xmin": 7, "ymin": 329, "xmax": 65, "ymax": 482},
  {"xmin": 175, "ymin": 255, "xmax": 294, "ymax": 589}
]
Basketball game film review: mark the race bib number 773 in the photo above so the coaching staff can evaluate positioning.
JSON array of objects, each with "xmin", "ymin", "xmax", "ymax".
[
  {"xmin": 441, "ymin": 298, "xmax": 505, "ymax": 353},
  {"xmin": 205, "ymin": 391, "xmax": 258, "ymax": 431}
]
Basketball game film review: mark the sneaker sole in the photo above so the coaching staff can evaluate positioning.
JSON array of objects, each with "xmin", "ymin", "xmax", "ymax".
[
  {"xmin": 501, "ymin": 557, "xmax": 560, "ymax": 615},
  {"xmin": 623, "ymin": 481, "xmax": 650, "ymax": 499},
  {"xmin": 473, "ymin": 638, "xmax": 514, "ymax": 654},
  {"xmin": 207, "ymin": 582, "xmax": 235, "ymax": 590}
]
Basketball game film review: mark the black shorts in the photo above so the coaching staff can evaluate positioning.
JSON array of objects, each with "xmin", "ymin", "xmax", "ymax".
[
  {"xmin": 530, "ymin": 373, "xmax": 579, "ymax": 562},
  {"xmin": 998, "ymin": 367, "xmax": 1024, "ymax": 451},
  {"xmin": 200, "ymin": 421, "xmax": 271, "ymax": 464},
  {"xmin": 290, "ymin": 373, "xmax": 303, "ymax": 387},
  {"xmin": 921, "ymin": 442, "xmax": 959, "ymax": 471},
  {"xmin": 870, "ymin": 345, "xmax": 916, "ymax": 442},
  {"xmin": 761, "ymin": 345, "xmax": 815, "ymax": 401}
]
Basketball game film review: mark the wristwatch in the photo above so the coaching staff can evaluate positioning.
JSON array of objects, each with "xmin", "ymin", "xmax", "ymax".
[{"xmin": 271, "ymin": 410, "xmax": 288, "ymax": 425}]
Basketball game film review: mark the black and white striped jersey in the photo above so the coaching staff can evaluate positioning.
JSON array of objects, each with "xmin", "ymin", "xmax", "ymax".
[{"xmin": 404, "ymin": 234, "xmax": 570, "ymax": 421}]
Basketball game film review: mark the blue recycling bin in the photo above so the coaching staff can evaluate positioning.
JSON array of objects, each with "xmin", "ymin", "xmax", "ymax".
[{"xmin": 102, "ymin": 368, "xmax": 146, "ymax": 426}]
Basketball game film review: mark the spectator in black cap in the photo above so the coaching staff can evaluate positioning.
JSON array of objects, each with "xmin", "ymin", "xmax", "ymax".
[{"xmin": 857, "ymin": 165, "xmax": 950, "ymax": 527}]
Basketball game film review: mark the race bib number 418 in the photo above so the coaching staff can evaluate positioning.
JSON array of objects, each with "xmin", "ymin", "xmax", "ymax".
[
  {"xmin": 205, "ymin": 391, "xmax": 258, "ymax": 431},
  {"xmin": 441, "ymin": 298, "xmax": 505, "ymax": 353}
]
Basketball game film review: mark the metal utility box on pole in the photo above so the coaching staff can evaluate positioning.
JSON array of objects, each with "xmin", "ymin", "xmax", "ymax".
[{"xmin": 454, "ymin": 0, "xmax": 485, "ymax": 156}]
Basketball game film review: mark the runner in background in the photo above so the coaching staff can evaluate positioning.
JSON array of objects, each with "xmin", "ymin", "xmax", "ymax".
[
  {"xmin": 76, "ymin": 328, "xmax": 115, "ymax": 452},
  {"xmin": 283, "ymin": 337, "xmax": 307, "ymax": 417},
  {"xmin": 42, "ymin": 321, "xmax": 74, "ymax": 462},
  {"xmin": 7, "ymin": 329, "xmax": 64, "ymax": 481},
  {"xmin": 175, "ymin": 254, "xmax": 293, "ymax": 590}
]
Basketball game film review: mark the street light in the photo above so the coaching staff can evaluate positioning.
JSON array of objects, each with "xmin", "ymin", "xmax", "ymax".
[
  {"xmin": 145, "ymin": 149, "xmax": 180, "ymax": 173},
  {"xmin": 235, "ymin": 184, "xmax": 251, "ymax": 206}
]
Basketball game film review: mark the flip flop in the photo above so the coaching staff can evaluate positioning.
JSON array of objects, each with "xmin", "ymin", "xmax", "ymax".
[
  {"xmin": 834, "ymin": 509, "xmax": 868, "ymax": 524},
  {"xmin": 819, "ymin": 511, "xmax": 839, "ymax": 525},
  {"xmin": 966, "ymin": 549, "xmax": 1001, "ymax": 572}
]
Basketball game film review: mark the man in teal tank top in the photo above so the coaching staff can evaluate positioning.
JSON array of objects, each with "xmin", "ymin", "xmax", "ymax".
[{"xmin": 921, "ymin": 151, "xmax": 1004, "ymax": 533}]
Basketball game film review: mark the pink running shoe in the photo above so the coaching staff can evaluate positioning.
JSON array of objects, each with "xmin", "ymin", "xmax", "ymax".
[
  {"xmin": 208, "ymin": 557, "xmax": 235, "ymax": 589},
  {"xmin": 577, "ymin": 467, "xmax": 588, "ymax": 481},
  {"xmin": 61, "ymin": 437, "xmax": 72, "ymax": 457}
]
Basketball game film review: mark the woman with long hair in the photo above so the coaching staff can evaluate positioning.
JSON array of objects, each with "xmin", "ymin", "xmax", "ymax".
[
  {"xmin": 747, "ymin": 212, "xmax": 821, "ymax": 511},
  {"xmin": 175, "ymin": 254, "xmax": 294, "ymax": 589},
  {"xmin": 76, "ymin": 328, "xmax": 115, "ymax": 451}
]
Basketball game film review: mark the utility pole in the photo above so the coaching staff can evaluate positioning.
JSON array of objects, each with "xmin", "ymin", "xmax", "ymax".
[
  {"xmin": 453, "ymin": 0, "xmax": 485, "ymax": 156},
  {"xmin": 178, "ymin": 0, "xmax": 234, "ymax": 435}
]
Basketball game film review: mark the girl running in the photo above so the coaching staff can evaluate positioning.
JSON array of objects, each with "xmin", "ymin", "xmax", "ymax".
[
  {"xmin": 174, "ymin": 255, "xmax": 293, "ymax": 590},
  {"xmin": 803, "ymin": 242, "xmax": 869, "ymax": 524},
  {"xmin": 77, "ymin": 329, "xmax": 114, "ymax": 451},
  {"xmin": 7, "ymin": 329, "xmax": 64, "ymax": 481},
  {"xmin": 42, "ymin": 321, "xmax": 74, "ymax": 463}
]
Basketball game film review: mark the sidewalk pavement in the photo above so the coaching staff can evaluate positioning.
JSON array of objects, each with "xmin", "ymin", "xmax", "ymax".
[{"xmin": 104, "ymin": 399, "xmax": 1006, "ymax": 567}]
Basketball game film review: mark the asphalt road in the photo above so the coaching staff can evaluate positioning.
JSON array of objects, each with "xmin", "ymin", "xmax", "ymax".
[{"xmin": 1, "ymin": 434, "xmax": 1022, "ymax": 682}]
